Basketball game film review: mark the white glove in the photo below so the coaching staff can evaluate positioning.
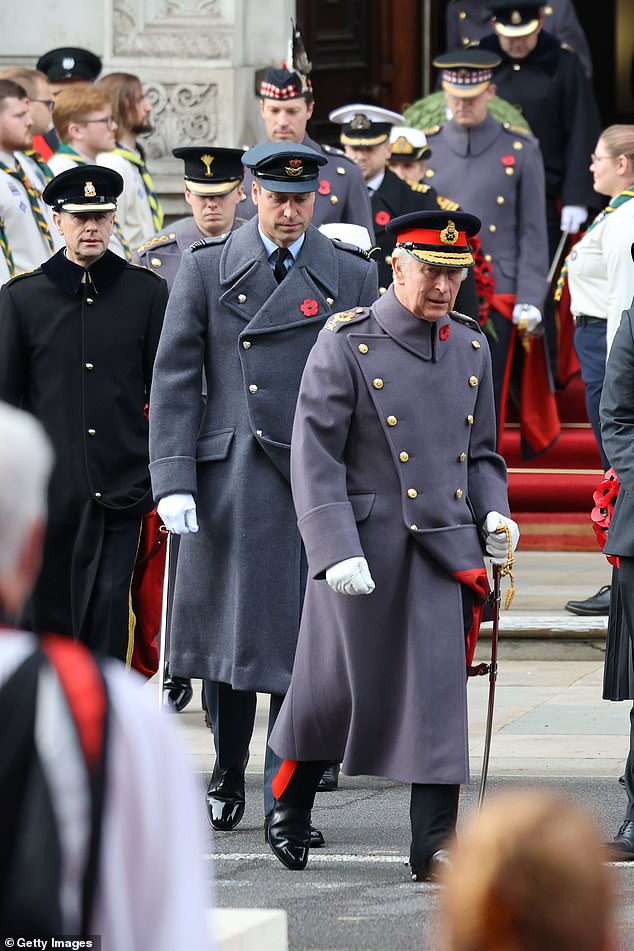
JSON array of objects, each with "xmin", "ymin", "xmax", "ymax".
[
  {"xmin": 483, "ymin": 511, "xmax": 520, "ymax": 564},
  {"xmin": 560, "ymin": 205, "xmax": 587, "ymax": 233},
  {"xmin": 157, "ymin": 493, "xmax": 199, "ymax": 535},
  {"xmin": 326, "ymin": 557, "xmax": 375, "ymax": 596},
  {"xmin": 512, "ymin": 303, "xmax": 542, "ymax": 334}
]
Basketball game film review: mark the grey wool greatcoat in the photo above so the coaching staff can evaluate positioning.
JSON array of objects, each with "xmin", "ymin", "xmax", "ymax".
[
  {"xmin": 148, "ymin": 216, "xmax": 378, "ymax": 694},
  {"xmin": 268, "ymin": 287, "xmax": 510, "ymax": 784}
]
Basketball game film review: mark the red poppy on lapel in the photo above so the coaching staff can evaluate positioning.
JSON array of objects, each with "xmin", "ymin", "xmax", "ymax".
[
  {"xmin": 439, "ymin": 323, "xmax": 451, "ymax": 341},
  {"xmin": 501, "ymin": 155, "xmax": 515, "ymax": 166},
  {"xmin": 318, "ymin": 180, "xmax": 331, "ymax": 196},
  {"xmin": 300, "ymin": 299, "xmax": 319, "ymax": 316},
  {"xmin": 375, "ymin": 210, "xmax": 391, "ymax": 226}
]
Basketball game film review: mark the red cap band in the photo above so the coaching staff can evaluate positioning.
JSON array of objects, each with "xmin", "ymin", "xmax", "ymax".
[{"xmin": 396, "ymin": 227, "xmax": 468, "ymax": 247}]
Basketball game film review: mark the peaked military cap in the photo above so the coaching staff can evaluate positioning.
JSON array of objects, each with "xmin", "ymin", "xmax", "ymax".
[
  {"xmin": 489, "ymin": 1, "xmax": 542, "ymax": 36},
  {"xmin": 259, "ymin": 66, "xmax": 313, "ymax": 100},
  {"xmin": 328, "ymin": 104, "xmax": 404, "ymax": 146},
  {"xmin": 389, "ymin": 126, "xmax": 432, "ymax": 162},
  {"xmin": 172, "ymin": 147, "xmax": 245, "ymax": 196},
  {"xmin": 36, "ymin": 47, "xmax": 102, "ymax": 83},
  {"xmin": 433, "ymin": 50, "xmax": 502, "ymax": 98},
  {"xmin": 242, "ymin": 142, "xmax": 326, "ymax": 193},
  {"xmin": 43, "ymin": 165, "xmax": 123, "ymax": 213},
  {"xmin": 386, "ymin": 210, "xmax": 481, "ymax": 268}
]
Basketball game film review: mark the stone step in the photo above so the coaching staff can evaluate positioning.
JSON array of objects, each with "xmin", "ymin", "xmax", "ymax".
[
  {"xmin": 210, "ymin": 908, "xmax": 288, "ymax": 951},
  {"xmin": 479, "ymin": 612, "xmax": 608, "ymax": 639}
]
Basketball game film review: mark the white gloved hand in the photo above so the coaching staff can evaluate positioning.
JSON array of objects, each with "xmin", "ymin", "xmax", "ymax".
[
  {"xmin": 483, "ymin": 511, "xmax": 520, "ymax": 564},
  {"xmin": 512, "ymin": 303, "xmax": 542, "ymax": 334},
  {"xmin": 326, "ymin": 556, "xmax": 375, "ymax": 596},
  {"xmin": 157, "ymin": 493, "xmax": 199, "ymax": 535},
  {"xmin": 560, "ymin": 205, "xmax": 587, "ymax": 233}
]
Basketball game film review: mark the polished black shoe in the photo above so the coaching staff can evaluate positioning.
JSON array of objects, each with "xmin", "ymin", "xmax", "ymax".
[
  {"xmin": 619, "ymin": 774, "xmax": 626, "ymax": 788},
  {"xmin": 163, "ymin": 675, "xmax": 193, "ymax": 712},
  {"xmin": 264, "ymin": 814, "xmax": 325, "ymax": 848},
  {"xmin": 205, "ymin": 767, "xmax": 245, "ymax": 832},
  {"xmin": 565, "ymin": 585, "xmax": 611, "ymax": 616},
  {"xmin": 317, "ymin": 762, "xmax": 340, "ymax": 792},
  {"xmin": 410, "ymin": 848, "xmax": 452, "ymax": 883},
  {"xmin": 605, "ymin": 820, "xmax": 634, "ymax": 859},
  {"xmin": 266, "ymin": 804, "xmax": 311, "ymax": 870}
]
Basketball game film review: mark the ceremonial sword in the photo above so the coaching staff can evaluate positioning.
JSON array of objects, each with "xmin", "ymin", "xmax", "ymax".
[{"xmin": 157, "ymin": 527, "xmax": 174, "ymax": 710}]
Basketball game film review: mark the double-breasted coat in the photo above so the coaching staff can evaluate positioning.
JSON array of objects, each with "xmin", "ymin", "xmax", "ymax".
[
  {"xmin": 268, "ymin": 287, "xmax": 510, "ymax": 784},
  {"xmin": 148, "ymin": 217, "xmax": 378, "ymax": 694},
  {"xmin": 0, "ymin": 249, "xmax": 167, "ymax": 637},
  {"xmin": 239, "ymin": 135, "xmax": 375, "ymax": 239},
  {"xmin": 600, "ymin": 306, "xmax": 634, "ymax": 701}
]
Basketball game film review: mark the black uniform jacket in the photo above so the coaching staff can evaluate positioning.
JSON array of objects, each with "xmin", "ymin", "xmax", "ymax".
[
  {"xmin": 0, "ymin": 249, "xmax": 168, "ymax": 518},
  {"xmin": 478, "ymin": 31, "xmax": 601, "ymax": 207}
]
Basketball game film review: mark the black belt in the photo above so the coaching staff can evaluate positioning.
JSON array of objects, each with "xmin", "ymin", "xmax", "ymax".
[{"xmin": 575, "ymin": 315, "xmax": 605, "ymax": 327}]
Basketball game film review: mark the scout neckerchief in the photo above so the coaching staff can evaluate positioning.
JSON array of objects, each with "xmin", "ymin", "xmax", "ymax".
[
  {"xmin": 0, "ymin": 215, "xmax": 15, "ymax": 277},
  {"xmin": 113, "ymin": 143, "xmax": 164, "ymax": 231},
  {"xmin": 51, "ymin": 146, "xmax": 132, "ymax": 261},
  {"xmin": 0, "ymin": 155, "xmax": 56, "ymax": 252},
  {"xmin": 23, "ymin": 150, "xmax": 54, "ymax": 183},
  {"xmin": 555, "ymin": 188, "xmax": 634, "ymax": 301}
]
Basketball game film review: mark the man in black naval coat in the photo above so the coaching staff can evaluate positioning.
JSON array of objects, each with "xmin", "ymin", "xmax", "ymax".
[
  {"xmin": 0, "ymin": 165, "xmax": 167, "ymax": 660},
  {"xmin": 239, "ymin": 66, "xmax": 374, "ymax": 238},
  {"xmin": 475, "ymin": 0, "xmax": 602, "ymax": 251},
  {"xmin": 329, "ymin": 104, "xmax": 480, "ymax": 319}
]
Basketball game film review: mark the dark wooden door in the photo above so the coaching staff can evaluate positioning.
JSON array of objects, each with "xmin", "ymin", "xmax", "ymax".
[{"xmin": 297, "ymin": 0, "xmax": 424, "ymax": 145}]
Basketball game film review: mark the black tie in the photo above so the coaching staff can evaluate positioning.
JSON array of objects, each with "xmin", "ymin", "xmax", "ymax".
[{"xmin": 273, "ymin": 247, "xmax": 292, "ymax": 283}]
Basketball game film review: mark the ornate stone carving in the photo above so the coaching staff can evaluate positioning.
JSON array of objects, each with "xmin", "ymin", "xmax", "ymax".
[
  {"xmin": 113, "ymin": 0, "xmax": 232, "ymax": 59},
  {"xmin": 142, "ymin": 82, "xmax": 219, "ymax": 160}
]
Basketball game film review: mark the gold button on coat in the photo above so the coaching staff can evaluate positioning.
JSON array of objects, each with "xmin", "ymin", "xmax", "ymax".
[
  {"xmin": 484, "ymin": 254, "xmax": 492, "ymax": 262},
  {"xmin": 86, "ymin": 298, "xmax": 94, "ymax": 304},
  {"xmin": 399, "ymin": 451, "xmax": 409, "ymax": 462},
  {"xmin": 150, "ymin": 257, "xmax": 162, "ymax": 266},
  {"xmin": 513, "ymin": 141, "xmax": 523, "ymax": 150},
  {"xmin": 337, "ymin": 166, "xmax": 346, "ymax": 175},
  {"xmin": 242, "ymin": 340, "xmax": 251, "ymax": 349},
  {"xmin": 459, "ymin": 10, "xmax": 467, "ymax": 18},
  {"xmin": 513, "ymin": 63, "xmax": 521, "ymax": 71},
  {"xmin": 496, "ymin": 195, "xmax": 504, "ymax": 205},
  {"xmin": 85, "ymin": 362, "xmax": 94, "ymax": 369},
  {"xmin": 458, "ymin": 452, "xmax": 466, "ymax": 462},
  {"xmin": 455, "ymin": 489, "xmax": 463, "ymax": 499},
  {"xmin": 462, "ymin": 36, "xmax": 470, "ymax": 45},
  {"xmin": 506, "ymin": 167, "xmax": 514, "ymax": 176},
  {"xmin": 472, "ymin": 340, "xmax": 481, "ymax": 349},
  {"xmin": 410, "ymin": 524, "xmax": 418, "ymax": 530},
  {"xmin": 489, "ymin": 224, "xmax": 496, "ymax": 233},
  {"xmin": 330, "ymin": 195, "xmax": 338, "ymax": 205},
  {"xmin": 88, "ymin": 429, "xmax": 96, "ymax": 436},
  {"xmin": 94, "ymin": 492, "xmax": 102, "ymax": 498},
  {"xmin": 373, "ymin": 378, "xmax": 384, "ymax": 389},
  {"xmin": 237, "ymin": 293, "xmax": 247, "ymax": 303},
  {"xmin": 387, "ymin": 415, "xmax": 397, "ymax": 426},
  {"xmin": 467, "ymin": 414, "xmax": 474, "ymax": 424},
  {"xmin": 469, "ymin": 376, "xmax": 479, "ymax": 387},
  {"xmin": 248, "ymin": 384, "xmax": 258, "ymax": 394},
  {"xmin": 327, "ymin": 297, "xmax": 334, "ymax": 305},
  {"xmin": 358, "ymin": 343, "xmax": 369, "ymax": 354},
  {"xmin": 407, "ymin": 488, "xmax": 418, "ymax": 499}
]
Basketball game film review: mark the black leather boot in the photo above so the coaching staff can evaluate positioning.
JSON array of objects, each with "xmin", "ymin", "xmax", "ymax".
[{"xmin": 266, "ymin": 803, "xmax": 311, "ymax": 870}]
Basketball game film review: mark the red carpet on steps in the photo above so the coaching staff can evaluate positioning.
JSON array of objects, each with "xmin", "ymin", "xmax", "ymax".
[{"xmin": 502, "ymin": 374, "xmax": 603, "ymax": 551}]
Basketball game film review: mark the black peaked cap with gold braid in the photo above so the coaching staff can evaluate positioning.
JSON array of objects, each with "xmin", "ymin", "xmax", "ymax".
[{"xmin": 386, "ymin": 210, "xmax": 481, "ymax": 268}]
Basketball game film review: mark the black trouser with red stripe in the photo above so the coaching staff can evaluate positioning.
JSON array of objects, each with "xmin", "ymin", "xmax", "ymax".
[{"xmin": 272, "ymin": 759, "xmax": 459, "ymax": 867}]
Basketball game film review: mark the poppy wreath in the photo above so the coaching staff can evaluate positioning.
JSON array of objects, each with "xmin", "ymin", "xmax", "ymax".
[
  {"xmin": 590, "ymin": 467, "xmax": 620, "ymax": 567},
  {"xmin": 300, "ymin": 299, "xmax": 319, "ymax": 316}
]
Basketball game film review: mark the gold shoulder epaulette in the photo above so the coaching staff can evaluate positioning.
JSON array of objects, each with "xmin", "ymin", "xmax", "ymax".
[
  {"xmin": 128, "ymin": 262, "xmax": 164, "ymax": 280},
  {"xmin": 502, "ymin": 123, "xmax": 532, "ymax": 138},
  {"xmin": 422, "ymin": 125, "xmax": 441, "ymax": 136},
  {"xmin": 437, "ymin": 195, "xmax": 460, "ymax": 211},
  {"xmin": 450, "ymin": 310, "xmax": 482, "ymax": 332},
  {"xmin": 325, "ymin": 307, "xmax": 367, "ymax": 332},
  {"xmin": 560, "ymin": 42, "xmax": 575, "ymax": 53},
  {"xmin": 408, "ymin": 180, "xmax": 430, "ymax": 193},
  {"xmin": 6, "ymin": 267, "xmax": 37, "ymax": 285},
  {"xmin": 137, "ymin": 233, "xmax": 171, "ymax": 254}
]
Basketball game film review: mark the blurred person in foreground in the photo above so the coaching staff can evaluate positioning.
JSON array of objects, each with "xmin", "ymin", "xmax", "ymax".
[
  {"xmin": 441, "ymin": 790, "xmax": 615, "ymax": 951},
  {"xmin": 0, "ymin": 400, "xmax": 211, "ymax": 948}
]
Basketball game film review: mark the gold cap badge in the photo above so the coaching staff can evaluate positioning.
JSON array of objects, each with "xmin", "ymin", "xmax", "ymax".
[
  {"xmin": 511, "ymin": 10, "xmax": 522, "ymax": 23},
  {"xmin": 84, "ymin": 181, "xmax": 96, "ymax": 198},
  {"xmin": 200, "ymin": 154, "xmax": 214, "ymax": 177},
  {"xmin": 440, "ymin": 220, "xmax": 459, "ymax": 245},
  {"xmin": 285, "ymin": 159, "xmax": 303, "ymax": 177}
]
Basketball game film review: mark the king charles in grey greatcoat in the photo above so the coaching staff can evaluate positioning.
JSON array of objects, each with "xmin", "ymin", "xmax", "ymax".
[
  {"xmin": 600, "ymin": 296, "xmax": 634, "ymax": 858},
  {"xmin": 148, "ymin": 142, "xmax": 378, "ymax": 829},
  {"xmin": 265, "ymin": 211, "xmax": 518, "ymax": 880}
]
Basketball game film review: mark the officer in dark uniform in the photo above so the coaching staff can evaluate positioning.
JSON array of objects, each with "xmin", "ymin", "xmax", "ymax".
[
  {"xmin": 35, "ymin": 48, "xmax": 103, "ymax": 155},
  {"xmin": 0, "ymin": 165, "xmax": 167, "ymax": 660},
  {"xmin": 329, "ymin": 104, "xmax": 480, "ymax": 319},
  {"xmin": 445, "ymin": 0, "xmax": 593, "ymax": 77},
  {"xmin": 240, "ymin": 66, "xmax": 375, "ymax": 238},
  {"xmin": 134, "ymin": 147, "xmax": 247, "ymax": 290},
  {"xmin": 475, "ymin": 0, "xmax": 602, "ymax": 253}
]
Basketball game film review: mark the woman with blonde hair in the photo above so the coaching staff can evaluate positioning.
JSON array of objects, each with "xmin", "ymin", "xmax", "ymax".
[{"xmin": 441, "ymin": 790, "xmax": 615, "ymax": 951}]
